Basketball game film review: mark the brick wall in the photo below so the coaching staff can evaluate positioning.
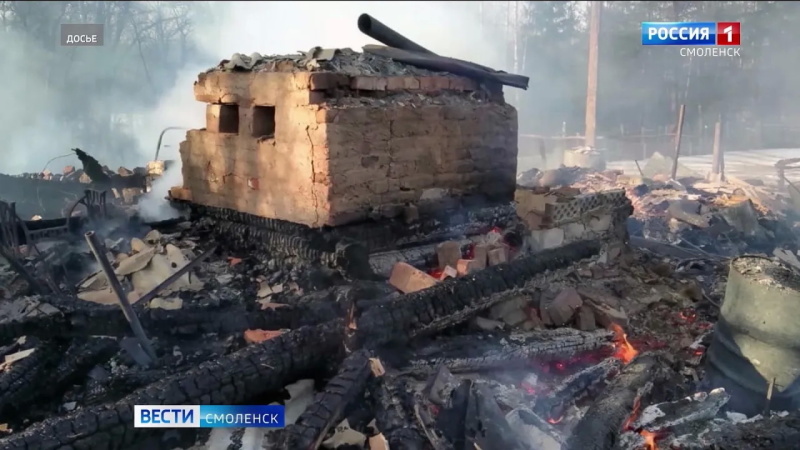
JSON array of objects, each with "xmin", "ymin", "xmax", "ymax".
[
  {"xmin": 177, "ymin": 70, "xmax": 518, "ymax": 227},
  {"xmin": 515, "ymin": 188, "xmax": 632, "ymax": 252}
]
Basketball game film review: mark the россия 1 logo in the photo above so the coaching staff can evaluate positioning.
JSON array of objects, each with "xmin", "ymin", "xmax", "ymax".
[{"xmin": 641, "ymin": 22, "xmax": 740, "ymax": 46}]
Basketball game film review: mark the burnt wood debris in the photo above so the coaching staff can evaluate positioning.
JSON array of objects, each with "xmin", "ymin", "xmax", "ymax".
[{"xmin": 2, "ymin": 14, "xmax": 800, "ymax": 450}]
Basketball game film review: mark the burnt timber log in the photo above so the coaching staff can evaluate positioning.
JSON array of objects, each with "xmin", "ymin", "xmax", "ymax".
[
  {"xmin": 0, "ymin": 338, "xmax": 63, "ymax": 419},
  {"xmin": 357, "ymin": 239, "xmax": 603, "ymax": 347},
  {"xmin": 371, "ymin": 375, "xmax": 428, "ymax": 449},
  {"xmin": 279, "ymin": 350, "xmax": 374, "ymax": 449},
  {"xmin": 0, "ymin": 289, "xmax": 347, "ymax": 345},
  {"xmin": 6, "ymin": 337, "xmax": 118, "ymax": 423},
  {"xmin": 0, "ymin": 321, "xmax": 345, "ymax": 450},
  {"xmin": 681, "ymin": 410, "xmax": 800, "ymax": 449},
  {"xmin": 534, "ymin": 357, "xmax": 623, "ymax": 421},
  {"xmin": 565, "ymin": 353, "xmax": 676, "ymax": 450},
  {"xmin": 400, "ymin": 328, "xmax": 615, "ymax": 376},
  {"xmin": 189, "ymin": 202, "xmax": 516, "ymax": 256}
]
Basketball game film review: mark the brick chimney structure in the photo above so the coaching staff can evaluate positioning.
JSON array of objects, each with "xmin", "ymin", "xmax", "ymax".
[{"xmin": 171, "ymin": 50, "xmax": 518, "ymax": 227}]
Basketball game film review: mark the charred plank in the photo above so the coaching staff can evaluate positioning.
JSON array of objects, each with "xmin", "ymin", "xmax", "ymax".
[
  {"xmin": 398, "ymin": 328, "xmax": 614, "ymax": 377},
  {"xmin": 534, "ymin": 357, "xmax": 622, "ymax": 421},
  {"xmin": 0, "ymin": 337, "xmax": 62, "ymax": 419},
  {"xmin": 370, "ymin": 375, "xmax": 428, "ymax": 450},
  {"xmin": 279, "ymin": 349, "xmax": 374, "ymax": 449},
  {"xmin": 0, "ymin": 321, "xmax": 345, "ymax": 450},
  {"xmin": 565, "ymin": 353, "xmax": 675, "ymax": 450},
  {"xmin": 357, "ymin": 240, "xmax": 603, "ymax": 347}
]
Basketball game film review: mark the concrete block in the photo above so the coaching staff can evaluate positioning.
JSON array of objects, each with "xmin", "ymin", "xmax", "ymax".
[
  {"xmin": 528, "ymin": 228, "xmax": 565, "ymax": 252},
  {"xmin": 587, "ymin": 213, "xmax": 613, "ymax": 233}
]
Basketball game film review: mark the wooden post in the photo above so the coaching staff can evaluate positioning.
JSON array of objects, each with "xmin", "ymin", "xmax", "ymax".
[
  {"xmin": 585, "ymin": 1, "xmax": 601, "ymax": 148},
  {"xmin": 671, "ymin": 104, "xmax": 686, "ymax": 180},
  {"xmin": 711, "ymin": 121, "xmax": 724, "ymax": 181}
]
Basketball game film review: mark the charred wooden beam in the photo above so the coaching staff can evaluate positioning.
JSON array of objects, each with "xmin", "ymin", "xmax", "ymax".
[
  {"xmin": 534, "ymin": 357, "xmax": 622, "ymax": 420},
  {"xmin": 1, "ymin": 337, "xmax": 119, "ymax": 426},
  {"xmin": 0, "ymin": 321, "xmax": 345, "ymax": 450},
  {"xmin": 357, "ymin": 240, "xmax": 603, "ymax": 347},
  {"xmin": 0, "ymin": 338, "xmax": 62, "ymax": 419},
  {"xmin": 371, "ymin": 375, "xmax": 428, "ymax": 449},
  {"xmin": 0, "ymin": 289, "xmax": 347, "ymax": 345},
  {"xmin": 465, "ymin": 382, "xmax": 528, "ymax": 450},
  {"xmin": 672, "ymin": 410, "xmax": 800, "ymax": 450},
  {"xmin": 190, "ymin": 202, "xmax": 516, "ymax": 255},
  {"xmin": 279, "ymin": 349, "xmax": 374, "ymax": 450},
  {"xmin": 565, "ymin": 353, "xmax": 675, "ymax": 450},
  {"xmin": 400, "ymin": 328, "xmax": 614, "ymax": 377}
]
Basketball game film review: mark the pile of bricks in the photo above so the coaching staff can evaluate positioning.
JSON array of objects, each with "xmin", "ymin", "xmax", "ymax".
[
  {"xmin": 387, "ymin": 231, "xmax": 510, "ymax": 294},
  {"xmin": 172, "ymin": 68, "xmax": 518, "ymax": 228},
  {"xmin": 515, "ymin": 187, "xmax": 631, "ymax": 252}
]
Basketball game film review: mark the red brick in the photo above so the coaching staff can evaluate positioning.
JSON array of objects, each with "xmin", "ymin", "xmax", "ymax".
[
  {"xmin": 308, "ymin": 72, "xmax": 349, "ymax": 90},
  {"xmin": 456, "ymin": 259, "xmax": 481, "ymax": 276},
  {"xmin": 419, "ymin": 76, "xmax": 451, "ymax": 91},
  {"xmin": 436, "ymin": 241, "xmax": 462, "ymax": 269},
  {"xmin": 350, "ymin": 76, "xmax": 387, "ymax": 91},
  {"xmin": 449, "ymin": 77, "xmax": 477, "ymax": 91},
  {"xmin": 440, "ymin": 266, "xmax": 458, "ymax": 280},
  {"xmin": 472, "ymin": 244, "xmax": 489, "ymax": 269},
  {"xmin": 385, "ymin": 77, "xmax": 406, "ymax": 91},
  {"xmin": 388, "ymin": 262, "xmax": 438, "ymax": 293},
  {"xmin": 169, "ymin": 187, "xmax": 193, "ymax": 202},
  {"xmin": 487, "ymin": 246, "xmax": 508, "ymax": 266}
]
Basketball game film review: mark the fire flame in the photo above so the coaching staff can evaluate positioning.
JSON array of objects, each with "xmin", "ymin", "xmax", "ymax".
[
  {"xmin": 640, "ymin": 430, "xmax": 658, "ymax": 450},
  {"xmin": 610, "ymin": 324, "xmax": 638, "ymax": 364},
  {"xmin": 623, "ymin": 396, "xmax": 659, "ymax": 449},
  {"xmin": 546, "ymin": 416, "xmax": 563, "ymax": 424}
]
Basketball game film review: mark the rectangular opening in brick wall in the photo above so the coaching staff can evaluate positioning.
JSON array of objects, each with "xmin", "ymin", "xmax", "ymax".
[
  {"xmin": 252, "ymin": 106, "xmax": 276, "ymax": 138},
  {"xmin": 207, "ymin": 104, "xmax": 239, "ymax": 134}
]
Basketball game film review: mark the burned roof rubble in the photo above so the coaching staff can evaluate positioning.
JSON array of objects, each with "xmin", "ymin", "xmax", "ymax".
[
  {"xmin": 213, "ymin": 47, "xmax": 453, "ymax": 78},
  {"xmin": 2, "ymin": 14, "xmax": 800, "ymax": 450},
  {"xmin": 2, "ymin": 145, "xmax": 800, "ymax": 449}
]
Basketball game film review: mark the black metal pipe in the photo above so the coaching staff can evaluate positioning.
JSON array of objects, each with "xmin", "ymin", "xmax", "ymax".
[
  {"xmin": 357, "ymin": 14, "xmax": 433, "ymax": 55},
  {"xmin": 84, "ymin": 231, "xmax": 156, "ymax": 362}
]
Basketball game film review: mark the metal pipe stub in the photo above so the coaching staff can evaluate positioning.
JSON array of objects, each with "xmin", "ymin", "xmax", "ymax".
[{"xmin": 704, "ymin": 256, "xmax": 800, "ymax": 416}]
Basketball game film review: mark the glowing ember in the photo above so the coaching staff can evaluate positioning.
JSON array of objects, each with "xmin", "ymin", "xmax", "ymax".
[
  {"xmin": 622, "ymin": 396, "xmax": 641, "ymax": 431},
  {"xmin": 520, "ymin": 383, "xmax": 537, "ymax": 395},
  {"xmin": 546, "ymin": 416, "xmax": 563, "ymax": 424},
  {"xmin": 554, "ymin": 361, "xmax": 567, "ymax": 372},
  {"xmin": 623, "ymin": 396, "xmax": 660, "ymax": 449},
  {"xmin": 610, "ymin": 324, "xmax": 638, "ymax": 364},
  {"xmin": 428, "ymin": 268, "xmax": 444, "ymax": 279},
  {"xmin": 640, "ymin": 430, "xmax": 658, "ymax": 450}
]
